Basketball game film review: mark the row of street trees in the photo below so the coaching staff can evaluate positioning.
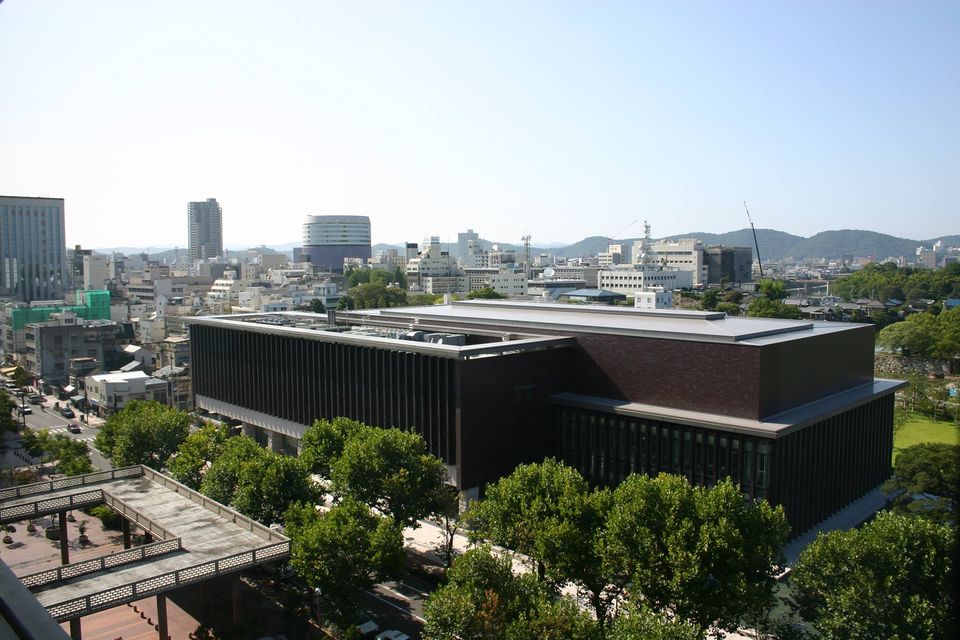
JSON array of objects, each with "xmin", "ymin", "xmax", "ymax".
[{"xmin": 422, "ymin": 459, "xmax": 791, "ymax": 638}]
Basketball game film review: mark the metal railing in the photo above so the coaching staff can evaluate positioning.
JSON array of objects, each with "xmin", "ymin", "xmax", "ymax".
[
  {"xmin": 20, "ymin": 538, "xmax": 183, "ymax": 590},
  {"xmin": 139, "ymin": 466, "xmax": 289, "ymax": 543},
  {"xmin": 45, "ymin": 540, "xmax": 290, "ymax": 622}
]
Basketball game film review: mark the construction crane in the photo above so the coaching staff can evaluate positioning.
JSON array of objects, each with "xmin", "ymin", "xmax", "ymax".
[
  {"xmin": 743, "ymin": 201, "xmax": 764, "ymax": 278},
  {"xmin": 608, "ymin": 218, "xmax": 638, "ymax": 241}
]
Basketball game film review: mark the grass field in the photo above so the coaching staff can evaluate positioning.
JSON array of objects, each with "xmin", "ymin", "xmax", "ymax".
[{"xmin": 893, "ymin": 412, "xmax": 960, "ymax": 460}]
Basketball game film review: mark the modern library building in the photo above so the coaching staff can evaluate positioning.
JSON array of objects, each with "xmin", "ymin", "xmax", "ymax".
[{"xmin": 187, "ymin": 301, "xmax": 903, "ymax": 535}]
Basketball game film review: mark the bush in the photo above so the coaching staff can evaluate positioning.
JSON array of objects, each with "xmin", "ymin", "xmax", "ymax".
[{"xmin": 90, "ymin": 504, "xmax": 123, "ymax": 531}]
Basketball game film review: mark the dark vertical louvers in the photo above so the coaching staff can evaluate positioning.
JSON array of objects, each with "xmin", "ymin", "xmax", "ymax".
[
  {"xmin": 554, "ymin": 393, "xmax": 894, "ymax": 535},
  {"xmin": 190, "ymin": 325, "xmax": 457, "ymax": 463}
]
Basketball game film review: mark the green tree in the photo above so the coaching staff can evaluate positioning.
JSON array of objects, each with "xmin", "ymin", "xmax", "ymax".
[
  {"xmin": 340, "ymin": 282, "xmax": 408, "ymax": 309},
  {"xmin": 231, "ymin": 454, "xmax": 319, "ymax": 525},
  {"xmin": 422, "ymin": 546, "xmax": 596, "ymax": 640},
  {"xmin": 883, "ymin": 443, "xmax": 959, "ymax": 524},
  {"xmin": 466, "ymin": 459, "xmax": 619, "ymax": 625},
  {"xmin": 716, "ymin": 301, "xmax": 741, "ymax": 316},
  {"xmin": 94, "ymin": 400, "xmax": 190, "ymax": 469},
  {"xmin": 602, "ymin": 474, "xmax": 790, "ymax": 636},
  {"xmin": 11, "ymin": 366, "xmax": 29, "ymax": 389},
  {"xmin": 308, "ymin": 298, "xmax": 325, "ymax": 313},
  {"xmin": 199, "ymin": 435, "xmax": 270, "ymax": 504},
  {"xmin": 759, "ymin": 279, "xmax": 788, "ymax": 300},
  {"xmin": 298, "ymin": 417, "xmax": 368, "ymax": 475},
  {"xmin": 465, "ymin": 287, "xmax": 507, "ymax": 300},
  {"xmin": 793, "ymin": 511, "xmax": 955, "ymax": 640},
  {"xmin": 20, "ymin": 428, "xmax": 94, "ymax": 476},
  {"xmin": 285, "ymin": 498, "xmax": 404, "ymax": 627},
  {"xmin": 330, "ymin": 426, "xmax": 448, "ymax": 528},
  {"xmin": 879, "ymin": 306, "xmax": 960, "ymax": 359},
  {"xmin": 166, "ymin": 423, "xmax": 230, "ymax": 490},
  {"xmin": 606, "ymin": 601, "xmax": 702, "ymax": 640},
  {"xmin": 747, "ymin": 297, "xmax": 802, "ymax": 319},
  {"xmin": 408, "ymin": 292, "xmax": 443, "ymax": 306},
  {"xmin": 0, "ymin": 392, "xmax": 17, "ymax": 433},
  {"xmin": 700, "ymin": 289, "xmax": 720, "ymax": 311}
]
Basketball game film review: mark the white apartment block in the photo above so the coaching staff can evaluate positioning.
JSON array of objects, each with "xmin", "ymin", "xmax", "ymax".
[
  {"xmin": 634, "ymin": 286, "xmax": 674, "ymax": 310},
  {"xmin": 82, "ymin": 253, "xmax": 110, "ymax": 290},
  {"xmin": 633, "ymin": 238, "xmax": 708, "ymax": 286},
  {"xmin": 598, "ymin": 266, "xmax": 693, "ymax": 295},
  {"xmin": 86, "ymin": 370, "xmax": 167, "ymax": 415}
]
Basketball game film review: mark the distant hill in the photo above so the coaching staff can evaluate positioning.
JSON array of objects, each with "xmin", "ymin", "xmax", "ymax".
[{"xmin": 102, "ymin": 229, "xmax": 957, "ymax": 265}]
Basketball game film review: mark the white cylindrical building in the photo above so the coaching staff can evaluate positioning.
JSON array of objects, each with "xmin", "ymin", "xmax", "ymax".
[{"xmin": 300, "ymin": 215, "xmax": 371, "ymax": 272}]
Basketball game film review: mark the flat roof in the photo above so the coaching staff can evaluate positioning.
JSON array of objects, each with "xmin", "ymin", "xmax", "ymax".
[
  {"xmin": 0, "ymin": 466, "xmax": 288, "ymax": 622},
  {"xmin": 362, "ymin": 300, "xmax": 865, "ymax": 344},
  {"xmin": 185, "ymin": 312, "xmax": 577, "ymax": 358},
  {"xmin": 551, "ymin": 378, "xmax": 907, "ymax": 438}
]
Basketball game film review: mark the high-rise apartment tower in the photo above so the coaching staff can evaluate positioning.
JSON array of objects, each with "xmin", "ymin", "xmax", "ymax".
[
  {"xmin": 0, "ymin": 195, "xmax": 68, "ymax": 302},
  {"xmin": 187, "ymin": 198, "xmax": 224, "ymax": 265}
]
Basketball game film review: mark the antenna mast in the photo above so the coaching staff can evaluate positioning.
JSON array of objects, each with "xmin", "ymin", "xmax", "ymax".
[
  {"xmin": 743, "ymin": 201, "xmax": 764, "ymax": 278},
  {"xmin": 521, "ymin": 232, "xmax": 532, "ymax": 280}
]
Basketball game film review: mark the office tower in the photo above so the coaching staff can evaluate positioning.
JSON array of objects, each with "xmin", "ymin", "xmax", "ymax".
[
  {"xmin": 0, "ymin": 195, "xmax": 68, "ymax": 302},
  {"xmin": 300, "ymin": 215, "xmax": 371, "ymax": 273},
  {"xmin": 187, "ymin": 198, "xmax": 224, "ymax": 265},
  {"xmin": 457, "ymin": 228, "xmax": 479, "ymax": 265}
]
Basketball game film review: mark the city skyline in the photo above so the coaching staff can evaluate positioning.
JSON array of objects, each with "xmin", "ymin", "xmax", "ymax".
[{"xmin": 1, "ymin": 1, "xmax": 957, "ymax": 248}]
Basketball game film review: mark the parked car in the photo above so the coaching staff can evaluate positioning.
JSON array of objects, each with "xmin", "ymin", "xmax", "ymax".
[
  {"xmin": 60, "ymin": 406, "xmax": 75, "ymax": 418},
  {"xmin": 67, "ymin": 422, "xmax": 83, "ymax": 434},
  {"xmin": 357, "ymin": 620, "xmax": 380, "ymax": 637},
  {"xmin": 16, "ymin": 405, "xmax": 32, "ymax": 415},
  {"xmin": 375, "ymin": 632, "xmax": 410, "ymax": 640},
  {"xmin": 28, "ymin": 394, "xmax": 43, "ymax": 405}
]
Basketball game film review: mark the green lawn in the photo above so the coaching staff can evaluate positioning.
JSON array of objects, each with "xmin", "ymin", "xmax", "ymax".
[{"xmin": 894, "ymin": 412, "xmax": 960, "ymax": 460}]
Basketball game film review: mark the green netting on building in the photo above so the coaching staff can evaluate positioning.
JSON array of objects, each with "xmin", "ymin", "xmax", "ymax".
[{"xmin": 10, "ymin": 290, "xmax": 111, "ymax": 330}]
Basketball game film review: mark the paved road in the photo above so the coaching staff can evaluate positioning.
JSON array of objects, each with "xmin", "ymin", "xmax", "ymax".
[{"xmin": 5, "ymin": 388, "xmax": 109, "ymax": 469}]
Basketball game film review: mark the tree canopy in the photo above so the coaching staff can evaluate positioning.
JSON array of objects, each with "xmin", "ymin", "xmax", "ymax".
[
  {"xmin": 467, "ymin": 461, "xmax": 790, "ymax": 635},
  {"xmin": 166, "ymin": 423, "xmax": 230, "ymax": 490},
  {"xmin": 20, "ymin": 428, "xmax": 94, "ymax": 476},
  {"xmin": 746, "ymin": 296, "xmax": 801, "ymax": 319},
  {"xmin": 603, "ymin": 473, "xmax": 789, "ymax": 634},
  {"xmin": 422, "ymin": 546, "xmax": 596, "ymax": 640},
  {"xmin": 883, "ymin": 443, "xmax": 959, "ymax": 524},
  {"xmin": 878, "ymin": 306, "xmax": 960, "ymax": 359},
  {"xmin": 832, "ymin": 261, "xmax": 960, "ymax": 303},
  {"xmin": 94, "ymin": 400, "xmax": 190, "ymax": 469},
  {"xmin": 337, "ymin": 282, "xmax": 408, "ymax": 310},
  {"xmin": 285, "ymin": 498, "xmax": 404, "ymax": 627},
  {"xmin": 793, "ymin": 511, "xmax": 955, "ymax": 640},
  {"xmin": 298, "ymin": 417, "xmax": 367, "ymax": 475},
  {"xmin": 330, "ymin": 425, "xmax": 448, "ymax": 529},
  {"xmin": 465, "ymin": 287, "xmax": 508, "ymax": 300},
  {"xmin": 199, "ymin": 435, "xmax": 319, "ymax": 525}
]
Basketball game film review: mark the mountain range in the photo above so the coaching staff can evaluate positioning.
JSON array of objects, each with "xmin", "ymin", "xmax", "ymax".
[
  {"xmin": 374, "ymin": 229, "xmax": 959, "ymax": 262},
  {"xmin": 98, "ymin": 230, "xmax": 959, "ymax": 264}
]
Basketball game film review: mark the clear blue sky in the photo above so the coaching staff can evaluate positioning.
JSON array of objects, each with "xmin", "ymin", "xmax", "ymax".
[{"xmin": 1, "ymin": 0, "xmax": 956, "ymax": 249}]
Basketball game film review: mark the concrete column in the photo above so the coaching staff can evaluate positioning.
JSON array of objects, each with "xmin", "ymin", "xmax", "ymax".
[
  {"xmin": 266, "ymin": 429, "xmax": 281, "ymax": 453},
  {"xmin": 241, "ymin": 422, "xmax": 256, "ymax": 438},
  {"xmin": 232, "ymin": 574, "xmax": 243, "ymax": 626},
  {"xmin": 122, "ymin": 518, "xmax": 131, "ymax": 549},
  {"xmin": 58, "ymin": 511, "xmax": 69, "ymax": 565},
  {"xmin": 156, "ymin": 594, "xmax": 168, "ymax": 640},
  {"xmin": 69, "ymin": 618, "xmax": 81, "ymax": 640}
]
